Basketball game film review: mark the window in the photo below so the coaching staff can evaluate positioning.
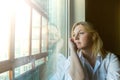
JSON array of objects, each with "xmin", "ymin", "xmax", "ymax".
[
  {"xmin": 0, "ymin": 0, "xmax": 11, "ymax": 61},
  {"xmin": 0, "ymin": 71, "xmax": 9, "ymax": 80},
  {"xmin": 0, "ymin": 0, "xmax": 48, "ymax": 80},
  {"xmin": 48, "ymin": 0, "xmax": 69, "ymax": 56},
  {"xmin": 35, "ymin": 58, "xmax": 45, "ymax": 67},
  {"xmin": 32, "ymin": 9, "xmax": 41, "ymax": 55},
  {"xmin": 0, "ymin": 0, "xmax": 69, "ymax": 80},
  {"xmin": 41, "ymin": 16, "xmax": 48, "ymax": 52},
  {"xmin": 0, "ymin": 15, "xmax": 10, "ymax": 61},
  {"xmin": 14, "ymin": 63, "xmax": 32, "ymax": 78},
  {"xmin": 15, "ymin": 0, "xmax": 30, "ymax": 58}
]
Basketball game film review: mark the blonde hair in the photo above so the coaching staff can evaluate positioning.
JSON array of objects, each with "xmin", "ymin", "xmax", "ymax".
[{"xmin": 71, "ymin": 21, "xmax": 107, "ymax": 58}]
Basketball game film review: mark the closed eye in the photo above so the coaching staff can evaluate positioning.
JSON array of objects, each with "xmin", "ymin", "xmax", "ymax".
[{"xmin": 79, "ymin": 32, "xmax": 85, "ymax": 34}]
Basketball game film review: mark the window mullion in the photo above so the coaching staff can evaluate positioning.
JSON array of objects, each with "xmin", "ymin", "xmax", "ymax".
[{"xmin": 9, "ymin": 10, "xmax": 16, "ymax": 80}]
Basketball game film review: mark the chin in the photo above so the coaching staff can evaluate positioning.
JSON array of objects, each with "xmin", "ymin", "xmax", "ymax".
[
  {"xmin": 77, "ymin": 46, "xmax": 85, "ymax": 50},
  {"xmin": 77, "ymin": 46, "xmax": 82, "ymax": 50}
]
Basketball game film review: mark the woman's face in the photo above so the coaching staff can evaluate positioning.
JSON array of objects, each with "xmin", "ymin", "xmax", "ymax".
[{"xmin": 72, "ymin": 25, "xmax": 93, "ymax": 50}]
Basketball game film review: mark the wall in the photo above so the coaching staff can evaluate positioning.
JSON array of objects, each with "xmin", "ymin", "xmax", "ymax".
[
  {"xmin": 70, "ymin": 0, "xmax": 85, "ymax": 30},
  {"xmin": 86, "ymin": 0, "xmax": 120, "ymax": 55}
]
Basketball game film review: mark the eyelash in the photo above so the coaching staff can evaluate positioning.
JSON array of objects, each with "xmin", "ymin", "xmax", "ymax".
[
  {"xmin": 72, "ymin": 32, "xmax": 84, "ymax": 37},
  {"xmin": 79, "ymin": 32, "xmax": 84, "ymax": 34}
]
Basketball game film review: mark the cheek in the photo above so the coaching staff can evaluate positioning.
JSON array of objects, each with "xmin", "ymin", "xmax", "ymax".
[
  {"xmin": 81, "ymin": 35, "xmax": 93, "ymax": 44},
  {"xmin": 86, "ymin": 38, "xmax": 93, "ymax": 47}
]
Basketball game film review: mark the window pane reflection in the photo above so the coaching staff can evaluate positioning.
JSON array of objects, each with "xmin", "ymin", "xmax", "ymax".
[
  {"xmin": 41, "ymin": 16, "xmax": 48, "ymax": 52},
  {"xmin": 15, "ymin": 0, "xmax": 30, "ymax": 58},
  {"xmin": 32, "ymin": 9, "xmax": 41, "ymax": 55},
  {"xmin": 14, "ymin": 63, "xmax": 32, "ymax": 78},
  {"xmin": 0, "ymin": 3, "xmax": 11, "ymax": 61},
  {"xmin": 0, "ymin": 71, "xmax": 9, "ymax": 80},
  {"xmin": 35, "ymin": 58, "xmax": 45, "ymax": 67}
]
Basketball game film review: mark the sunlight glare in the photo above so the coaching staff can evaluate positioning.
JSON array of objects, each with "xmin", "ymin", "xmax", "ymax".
[
  {"xmin": 0, "ymin": 0, "xmax": 28, "ymax": 61},
  {"xmin": 0, "ymin": 0, "xmax": 16, "ymax": 61}
]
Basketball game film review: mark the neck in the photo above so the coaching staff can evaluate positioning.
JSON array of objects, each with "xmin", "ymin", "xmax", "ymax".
[
  {"xmin": 81, "ymin": 48, "xmax": 96, "ymax": 68},
  {"xmin": 81, "ymin": 48, "xmax": 93, "ymax": 58}
]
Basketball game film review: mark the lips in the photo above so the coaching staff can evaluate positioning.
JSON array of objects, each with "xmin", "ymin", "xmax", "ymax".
[{"xmin": 75, "ymin": 42, "xmax": 81, "ymax": 46}]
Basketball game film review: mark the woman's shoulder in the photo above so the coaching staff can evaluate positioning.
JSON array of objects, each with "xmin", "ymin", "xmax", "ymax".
[
  {"xmin": 101, "ymin": 52, "xmax": 120, "ymax": 70},
  {"xmin": 104, "ymin": 52, "xmax": 120, "ymax": 62},
  {"xmin": 106, "ymin": 52, "xmax": 118, "ymax": 58}
]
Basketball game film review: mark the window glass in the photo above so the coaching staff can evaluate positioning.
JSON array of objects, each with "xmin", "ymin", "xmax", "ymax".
[
  {"xmin": 0, "ymin": 71, "xmax": 9, "ymax": 80},
  {"xmin": 48, "ymin": 0, "xmax": 68, "ymax": 56},
  {"xmin": 48, "ymin": 24, "xmax": 61, "ymax": 54},
  {"xmin": 35, "ymin": 58, "xmax": 45, "ymax": 67},
  {"xmin": 41, "ymin": 16, "xmax": 48, "ymax": 52},
  {"xmin": 14, "ymin": 63, "xmax": 32, "ymax": 78},
  {"xmin": 15, "ymin": 0, "xmax": 30, "ymax": 58},
  {"xmin": 46, "ymin": 1, "xmax": 69, "ymax": 79},
  {"xmin": 31, "ymin": 0, "xmax": 48, "ymax": 13},
  {"xmin": 0, "ymin": 1, "xmax": 11, "ymax": 61},
  {"xmin": 32, "ymin": 9, "xmax": 41, "ymax": 55}
]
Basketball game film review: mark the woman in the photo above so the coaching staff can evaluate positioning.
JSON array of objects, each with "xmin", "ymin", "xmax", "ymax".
[{"xmin": 69, "ymin": 21, "xmax": 120, "ymax": 80}]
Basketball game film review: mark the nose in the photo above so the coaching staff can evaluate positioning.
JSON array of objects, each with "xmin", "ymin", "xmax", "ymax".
[{"xmin": 74, "ymin": 34, "xmax": 79, "ymax": 40}]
